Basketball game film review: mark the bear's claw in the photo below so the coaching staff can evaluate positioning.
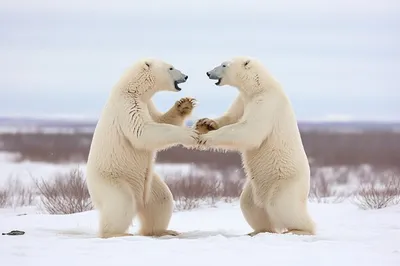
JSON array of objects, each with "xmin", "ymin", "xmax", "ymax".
[
  {"xmin": 146, "ymin": 230, "xmax": 180, "ymax": 237},
  {"xmin": 175, "ymin": 97, "xmax": 196, "ymax": 116},
  {"xmin": 195, "ymin": 118, "xmax": 218, "ymax": 134}
]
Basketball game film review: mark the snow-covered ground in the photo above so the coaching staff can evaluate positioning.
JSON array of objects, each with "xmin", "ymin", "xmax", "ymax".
[
  {"xmin": 1, "ymin": 152, "xmax": 400, "ymax": 265},
  {"xmin": 1, "ymin": 201, "xmax": 399, "ymax": 266}
]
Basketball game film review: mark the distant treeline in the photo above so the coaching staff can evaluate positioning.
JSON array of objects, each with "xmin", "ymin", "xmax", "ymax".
[{"xmin": 0, "ymin": 130, "xmax": 399, "ymax": 170}]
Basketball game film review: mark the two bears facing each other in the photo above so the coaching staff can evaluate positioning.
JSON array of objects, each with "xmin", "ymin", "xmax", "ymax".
[{"xmin": 85, "ymin": 57, "xmax": 316, "ymax": 239}]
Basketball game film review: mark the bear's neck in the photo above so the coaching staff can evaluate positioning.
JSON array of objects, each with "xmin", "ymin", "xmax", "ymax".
[
  {"xmin": 238, "ymin": 85, "xmax": 264, "ymax": 99},
  {"xmin": 238, "ymin": 78, "xmax": 281, "ymax": 98},
  {"xmin": 124, "ymin": 85, "xmax": 156, "ymax": 103},
  {"xmin": 137, "ymin": 90, "xmax": 155, "ymax": 102},
  {"xmin": 124, "ymin": 75, "xmax": 156, "ymax": 102},
  {"xmin": 124, "ymin": 91, "xmax": 153, "ymax": 110}
]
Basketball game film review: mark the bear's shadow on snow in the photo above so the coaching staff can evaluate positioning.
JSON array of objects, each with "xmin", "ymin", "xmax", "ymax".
[
  {"xmin": 158, "ymin": 230, "xmax": 246, "ymax": 239},
  {"xmin": 38, "ymin": 228, "xmax": 247, "ymax": 240},
  {"xmin": 37, "ymin": 228, "xmax": 323, "ymax": 242},
  {"xmin": 158, "ymin": 231, "xmax": 323, "ymax": 241}
]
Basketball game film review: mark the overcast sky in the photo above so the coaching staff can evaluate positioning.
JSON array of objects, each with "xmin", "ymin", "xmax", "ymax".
[{"xmin": 1, "ymin": 0, "xmax": 399, "ymax": 121}]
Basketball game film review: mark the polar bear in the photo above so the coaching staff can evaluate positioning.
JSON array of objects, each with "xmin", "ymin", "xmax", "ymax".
[
  {"xmin": 196, "ymin": 56, "xmax": 316, "ymax": 236},
  {"xmin": 86, "ymin": 58, "xmax": 199, "ymax": 239}
]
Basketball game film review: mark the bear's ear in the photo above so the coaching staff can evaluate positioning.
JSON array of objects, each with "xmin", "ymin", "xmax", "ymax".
[
  {"xmin": 243, "ymin": 59, "xmax": 251, "ymax": 69},
  {"xmin": 143, "ymin": 61, "xmax": 151, "ymax": 70}
]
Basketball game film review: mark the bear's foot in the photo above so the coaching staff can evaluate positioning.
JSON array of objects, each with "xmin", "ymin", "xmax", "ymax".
[
  {"xmin": 246, "ymin": 229, "xmax": 275, "ymax": 237},
  {"xmin": 156, "ymin": 229, "xmax": 180, "ymax": 237},
  {"xmin": 140, "ymin": 229, "xmax": 180, "ymax": 237},
  {"xmin": 283, "ymin": 229, "xmax": 315, "ymax": 236},
  {"xmin": 99, "ymin": 232, "xmax": 135, "ymax": 239}
]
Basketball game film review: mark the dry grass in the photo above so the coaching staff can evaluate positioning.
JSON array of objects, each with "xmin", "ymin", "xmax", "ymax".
[
  {"xmin": 165, "ymin": 169, "xmax": 245, "ymax": 211},
  {"xmin": 1, "ymin": 165, "xmax": 399, "ymax": 213},
  {"xmin": 5, "ymin": 176, "xmax": 37, "ymax": 207},
  {"xmin": 1, "ymin": 131, "xmax": 399, "ymax": 170},
  {"xmin": 219, "ymin": 178, "xmax": 245, "ymax": 202},
  {"xmin": 308, "ymin": 167, "xmax": 349, "ymax": 203},
  {"xmin": 352, "ymin": 171, "xmax": 400, "ymax": 210},
  {"xmin": 308, "ymin": 167, "xmax": 400, "ymax": 206},
  {"xmin": 1, "ymin": 167, "xmax": 244, "ymax": 213},
  {"xmin": 166, "ymin": 175, "xmax": 217, "ymax": 210},
  {"xmin": 0, "ymin": 177, "xmax": 37, "ymax": 208},
  {"xmin": 309, "ymin": 174, "xmax": 338, "ymax": 203},
  {"xmin": 33, "ymin": 168, "xmax": 93, "ymax": 214},
  {"xmin": 0, "ymin": 187, "xmax": 10, "ymax": 208}
]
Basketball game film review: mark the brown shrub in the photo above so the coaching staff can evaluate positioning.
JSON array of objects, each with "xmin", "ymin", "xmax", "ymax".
[
  {"xmin": 165, "ymin": 169, "xmax": 244, "ymax": 211},
  {"xmin": 352, "ymin": 172, "xmax": 400, "ymax": 210},
  {"xmin": 220, "ymin": 177, "xmax": 245, "ymax": 202},
  {"xmin": 0, "ymin": 187, "xmax": 11, "ymax": 208},
  {"xmin": 309, "ymin": 173, "xmax": 332, "ymax": 203},
  {"xmin": 165, "ymin": 174, "xmax": 220, "ymax": 211},
  {"xmin": 33, "ymin": 167, "xmax": 93, "ymax": 214},
  {"xmin": 308, "ymin": 173, "xmax": 348, "ymax": 203},
  {"xmin": 4, "ymin": 176, "xmax": 37, "ymax": 207}
]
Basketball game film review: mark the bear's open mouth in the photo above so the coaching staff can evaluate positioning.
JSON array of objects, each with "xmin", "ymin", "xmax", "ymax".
[
  {"xmin": 174, "ymin": 81, "xmax": 182, "ymax": 91},
  {"xmin": 215, "ymin": 78, "xmax": 222, "ymax": 85}
]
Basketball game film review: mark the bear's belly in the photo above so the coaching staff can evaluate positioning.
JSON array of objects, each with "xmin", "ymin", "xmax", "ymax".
[
  {"xmin": 88, "ymin": 134, "xmax": 155, "ymax": 183},
  {"xmin": 242, "ymin": 144, "xmax": 299, "ymax": 183}
]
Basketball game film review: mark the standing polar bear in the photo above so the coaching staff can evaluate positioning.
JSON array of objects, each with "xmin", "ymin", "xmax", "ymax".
[
  {"xmin": 196, "ymin": 56, "xmax": 316, "ymax": 236},
  {"xmin": 86, "ymin": 58, "xmax": 198, "ymax": 238}
]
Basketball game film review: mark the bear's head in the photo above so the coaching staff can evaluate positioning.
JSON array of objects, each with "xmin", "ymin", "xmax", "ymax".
[
  {"xmin": 126, "ymin": 58, "xmax": 188, "ymax": 96},
  {"xmin": 206, "ymin": 56, "xmax": 267, "ymax": 94}
]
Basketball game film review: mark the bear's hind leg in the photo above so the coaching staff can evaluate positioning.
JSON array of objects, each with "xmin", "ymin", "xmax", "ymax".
[
  {"xmin": 93, "ymin": 180, "xmax": 137, "ymax": 239},
  {"xmin": 137, "ymin": 173, "xmax": 178, "ymax": 237},
  {"xmin": 266, "ymin": 182, "xmax": 316, "ymax": 236},
  {"xmin": 240, "ymin": 181, "xmax": 276, "ymax": 237},
  {"xmin": 281, "ymin": 206, "xmax": 316, "ymax": 236}
]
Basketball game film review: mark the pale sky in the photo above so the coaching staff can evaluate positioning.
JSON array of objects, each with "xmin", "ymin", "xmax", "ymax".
[{"xmin": 1, "ymin": 0, "xmax": 399, "ymax": 121}]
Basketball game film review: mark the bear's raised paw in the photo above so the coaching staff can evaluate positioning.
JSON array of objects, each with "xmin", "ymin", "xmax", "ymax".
[{"xmin": 175, "ymin": 97, "xmax": 196, "ymax": 116}]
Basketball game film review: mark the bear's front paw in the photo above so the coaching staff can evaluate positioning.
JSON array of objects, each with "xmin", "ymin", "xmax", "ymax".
[
  {"xmin": 175, "ymin": 97, "xmax": 197, "ymax": 116},
  {"xmin": 195, "ymin": 118, "xmax": 218, "ymax": 134}
]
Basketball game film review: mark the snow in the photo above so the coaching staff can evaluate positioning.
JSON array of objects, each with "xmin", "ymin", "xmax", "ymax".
[
  {"xmin": 1, "ymin": 201, "xmax": 400, "ymax": 266},
  {"xmin": 1, "ymin": 153, "xmax": 399, "ymax": 265}
]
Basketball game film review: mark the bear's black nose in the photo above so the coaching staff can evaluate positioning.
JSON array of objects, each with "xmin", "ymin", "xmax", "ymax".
[
  {"xmin": 206, "ymin": 72, "xmax": 210, "ymax": 77},
  {"xmin": 184, "ymin": 75, "xmax": 188, "ymax": 80}
]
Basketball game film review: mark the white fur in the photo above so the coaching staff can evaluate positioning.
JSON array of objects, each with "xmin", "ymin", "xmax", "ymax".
[
  {"xmin": 199, "ymin": 56, "xmax": 316, "ymax": 236},
  {"xmin": 86, "ymin": 58, "xmax": 197, "ymax": 238}
]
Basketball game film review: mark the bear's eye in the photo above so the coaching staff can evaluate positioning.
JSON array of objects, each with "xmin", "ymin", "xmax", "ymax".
[
  {"xmin": 222, "ymin": 64, "xmax": 226, "ymax": 68},
  {"xmin": 169, "ymin": 67, "xmax": 173, "ymax": 70},
  {"xmin": 244, "ymin": 60, "xmax": 250, "ymax": 67}
]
